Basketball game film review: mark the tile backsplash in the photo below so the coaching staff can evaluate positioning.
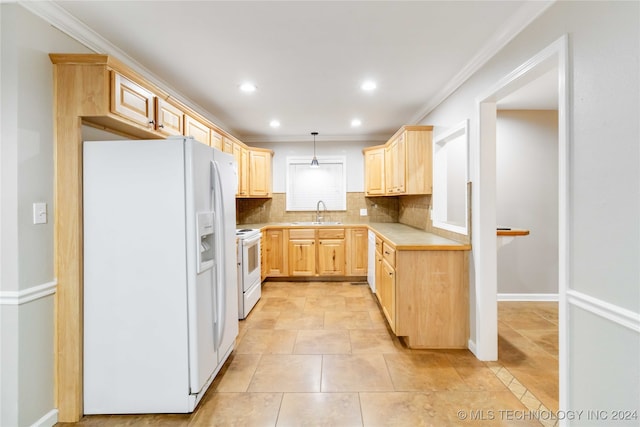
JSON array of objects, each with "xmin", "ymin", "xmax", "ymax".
[
  {"xmin": 237, "ymin": 192, "xmax": 469, "ymax": 244},
  {"xmin": 237, "ymin": 193, "xmax": 398, "ymax": 225},
  {"xmin": 399, "ymin": 194, "xmax": 470, "ymax": 244}
]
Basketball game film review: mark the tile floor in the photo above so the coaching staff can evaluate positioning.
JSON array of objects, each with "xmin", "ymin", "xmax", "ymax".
[{"xmin": 58, "ymin": 282, "xmax": 558, "ymax": 426}]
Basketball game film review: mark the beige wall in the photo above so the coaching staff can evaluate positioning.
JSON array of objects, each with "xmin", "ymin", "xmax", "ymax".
[{"xmin": 496, "ymin": 110, "xmax": 558, "ymax": 295}]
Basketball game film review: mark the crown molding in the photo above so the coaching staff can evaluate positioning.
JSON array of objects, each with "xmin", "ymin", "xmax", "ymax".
[
  {"xmin": 409, "ymin": 0, "xmax": 556, "ymax": 124},
  {"xmin": 241, "ymin": 133, "xmax": 388, "ymax": 145},
  {"xmin": 19, "ymin": 0, "xmax": 234, "ymax": 135}
]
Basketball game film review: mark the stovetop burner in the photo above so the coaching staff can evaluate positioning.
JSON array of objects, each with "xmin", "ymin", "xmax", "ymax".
[{"xmin": 236, "ymin": 228, "xmax": 260, "ymax": 238}]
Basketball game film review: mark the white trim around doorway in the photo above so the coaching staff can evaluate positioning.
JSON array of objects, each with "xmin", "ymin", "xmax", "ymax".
[{"xmin": 473, "ymin": 34, "xmax": 570, "ymax": 419}]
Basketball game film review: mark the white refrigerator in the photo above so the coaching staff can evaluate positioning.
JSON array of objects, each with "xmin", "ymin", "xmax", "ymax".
[{"xmin": 83, "ymin": 137, "xmax": 238, "ymax": 414}]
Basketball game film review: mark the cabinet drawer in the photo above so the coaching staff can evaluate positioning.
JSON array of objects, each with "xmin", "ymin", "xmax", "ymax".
[
  {"xmin": 382, "ymin": 243, "xmax": 396, "ymax": 267},
  {"xmin": 318, "ymin": 228, "xmax": 345, "ymax": 239},
  {"xmin": 289, "ymin": 229, "xmax": 315, "ymax": 239}
]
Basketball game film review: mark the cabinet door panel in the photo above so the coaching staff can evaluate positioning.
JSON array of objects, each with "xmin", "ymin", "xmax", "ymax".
[
  {"xmin": 346, "ymin": 228, "xmax": 368, "ymax": 276},
  {"xmin": 288, "ymin": 239, "xmax": 315, "ymax": 276},
  {"xmin": 211, "ymin": 130, "xmax": 223, "ymax": 151},
  {"xmin": 395, "ymin": 133, "xmax": 406, "ymax": 193},
  {"xmin": 264, "ymin": 229, "xmax": 287, "ymax": 276},
  {"xmin": 249, "ymin": 150, "xmax": 272, "ymax": 197},
  {"xmin": 222, "ymin": 137, "xmax": 234, "ymax": 153},
  {"xmin": 318, "ymin": 239, "xmax": 345, "ymax": 276},
  {"xmin": 364, "ymin": 148, "xmax": 385, "ymax": 195},
  {"xmin": 233, "ymin": 144, "xmax": 249, "ymax": 196},
  {"xmin": 156, "ymin": 98, "xmax": 184, "ymax": 137},
  {"xmin": 111, "ymin": 72, "xmax": 155, "ymax": 128},
  {"xmin": 380, "ymin": 259, "xmax": 396, "ymax": 332},
  {"xmin": 185, "ymin": 115, "xmax": 210, "ymax": 145},
  {"xmin": 375, "ymin": 250, "xmax": 383, "ymax": 302}
]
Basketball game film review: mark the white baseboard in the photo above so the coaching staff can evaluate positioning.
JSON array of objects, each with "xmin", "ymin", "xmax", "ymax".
[
  {"xmin": 467, "ymin": 339, "xmax": 477, "ymax": 355},
  {"xmin": 31, "ymin": 409, "xmax": 58, "ymax": 427},
  {"xmin": 498, "ymin": 293, "xmax": 558, "ymax": 302}
]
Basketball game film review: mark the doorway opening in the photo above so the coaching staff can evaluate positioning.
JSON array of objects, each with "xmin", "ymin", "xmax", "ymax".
[{"xmin": 473, "ymin": 35, "xmax": 569, "ymax": 410}]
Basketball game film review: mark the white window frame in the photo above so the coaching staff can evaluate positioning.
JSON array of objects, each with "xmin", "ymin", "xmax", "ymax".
[{"xmin": 285, "ymin": 156, "xmax": 347, "ymax": 211}]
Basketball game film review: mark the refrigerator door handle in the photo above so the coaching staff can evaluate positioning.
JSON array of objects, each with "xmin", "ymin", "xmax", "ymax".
[{"xmin": 211, "ymin": 160, "xmax": 226, "ymax": 351}]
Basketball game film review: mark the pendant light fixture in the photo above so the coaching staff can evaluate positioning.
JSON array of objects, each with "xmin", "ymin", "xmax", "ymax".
[{"xmin": 310, "ymin": 131, "xmax": 319, "ymax": 168}]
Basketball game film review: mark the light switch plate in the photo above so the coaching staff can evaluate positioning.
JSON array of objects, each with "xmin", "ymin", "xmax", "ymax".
[
  {"xmin": 360, "ymin": 208, "xmax": 367, "ymax": 216},
  {"xmin": 33, "ymin": 202, "xmax": 47, "ymax": 224}
]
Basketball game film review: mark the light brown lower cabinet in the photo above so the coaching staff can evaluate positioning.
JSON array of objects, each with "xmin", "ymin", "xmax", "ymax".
[
  {"xmin": 317, "ymin": 228, "xmax": 345, "ymax": 276},
  {"xmin": 288, "ymin": 229, "xmax": 316, "ymax": 276},
  {"xmin": 346, "ymin": 228, "xmax": 368, "ymax": 276},
  {"xmin": 261, "ymin": 227, "xmax": 367, "ymax": 278},
  {"xmin": 379, "ymin": 258, "xmax": 396, "ymax": 331},
  {"xmin": 262, "ymin": 228, "xmax": 287, "ymax": 278}
]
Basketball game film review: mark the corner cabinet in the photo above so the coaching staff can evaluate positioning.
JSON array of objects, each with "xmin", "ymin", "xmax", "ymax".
[
  {"xmin": 364, "ymin": 125, "xmax": 433, "ymax": 196},
  {"xmin": 231, "ymin": 143, "xmax": 272, "ymax": 198}
]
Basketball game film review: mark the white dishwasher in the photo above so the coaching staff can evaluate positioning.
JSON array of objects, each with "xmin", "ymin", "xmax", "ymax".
[{"xmin": 367, "ymin": 230, "xmax": 376, "ymax": 293}]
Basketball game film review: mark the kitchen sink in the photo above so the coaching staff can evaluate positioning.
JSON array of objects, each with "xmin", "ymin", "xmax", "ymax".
[{"xmin": 290, "ymin": 221, "xmax": 342, "ymax": 225}]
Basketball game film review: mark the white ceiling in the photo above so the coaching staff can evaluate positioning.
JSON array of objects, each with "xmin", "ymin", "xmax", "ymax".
[{"xmin": 48, "ymin": 1, "xmax": 555, "ymax": 143}]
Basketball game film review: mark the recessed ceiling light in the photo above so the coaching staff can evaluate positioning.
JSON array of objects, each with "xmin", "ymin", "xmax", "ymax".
[
  {"xmin": 269, "ymin": 120, "xmax": 280, "ymax": 128},
  {"xmin": 351, "ymin": 119, "xmax": 362, "ymax": 127},
  {"xmin": 361, "ymin": 80, "xmax": 377, "ymax": 91},
  {"xmin": 239, "ymin": 82, "xmax": 257, "ymax": 93}
]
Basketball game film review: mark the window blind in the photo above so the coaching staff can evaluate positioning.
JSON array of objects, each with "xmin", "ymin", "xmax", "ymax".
[{"xmin": 286, "ymin": 156, "xmax": 346, "ymax": 211}]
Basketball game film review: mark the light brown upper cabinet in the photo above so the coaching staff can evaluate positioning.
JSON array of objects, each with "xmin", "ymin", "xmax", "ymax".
[
  {"xmin": 364, "ymin": 125, "xmax": 433, "ymax": 196},
  {"xmin": 111, "ymin": 72, "xmax": 156, "ymax": 130},
  {"xmin": 249, "ymin": 148, "xmax": 273, "ymax": 197},
  {"xmin": 222, "ymin": 136, "xmax": 234, "ymax": 154},
  {"xmin": 184, "ymin": 114, "xmax": 211, "ymax": 146},
  {"xmin": 155, "ymin": 98, "xmax": 184, "ymax": 137},
  {"xmin": 210, "ymin": 130, "xmax": 223, "ymax": 151},
  {"xmin": 232, "ymin": 143, "xmax": 249, "ymax": 196},
  {"xmin": 363, "ymin": 146, "xmax": 385, "ymax": 196}
]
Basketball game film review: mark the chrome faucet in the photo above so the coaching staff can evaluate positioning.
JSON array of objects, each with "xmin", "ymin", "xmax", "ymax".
[{"xmin": 316, "ymin": 200, "xmax": 327, "ymax": 223}]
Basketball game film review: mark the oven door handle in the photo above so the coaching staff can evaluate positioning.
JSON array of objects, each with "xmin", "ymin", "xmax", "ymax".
[{"xmin": 242, "ymin": 234, "xmax": 261, "ymax": 247}]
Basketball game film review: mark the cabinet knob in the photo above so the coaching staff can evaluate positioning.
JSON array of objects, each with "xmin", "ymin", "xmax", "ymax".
[
  {"xmin": 158, "ymin": 124, "xmax": 164, "ymax": 128},
  {"xmin": 148, "ymin": 120, "xmax": 155, "ymax": 126}
]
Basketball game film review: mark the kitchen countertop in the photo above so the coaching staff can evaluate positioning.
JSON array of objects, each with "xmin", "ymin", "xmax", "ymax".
[{"xmin": 237, "ymin": 222, "xmax": 470, "ymax": 251}]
